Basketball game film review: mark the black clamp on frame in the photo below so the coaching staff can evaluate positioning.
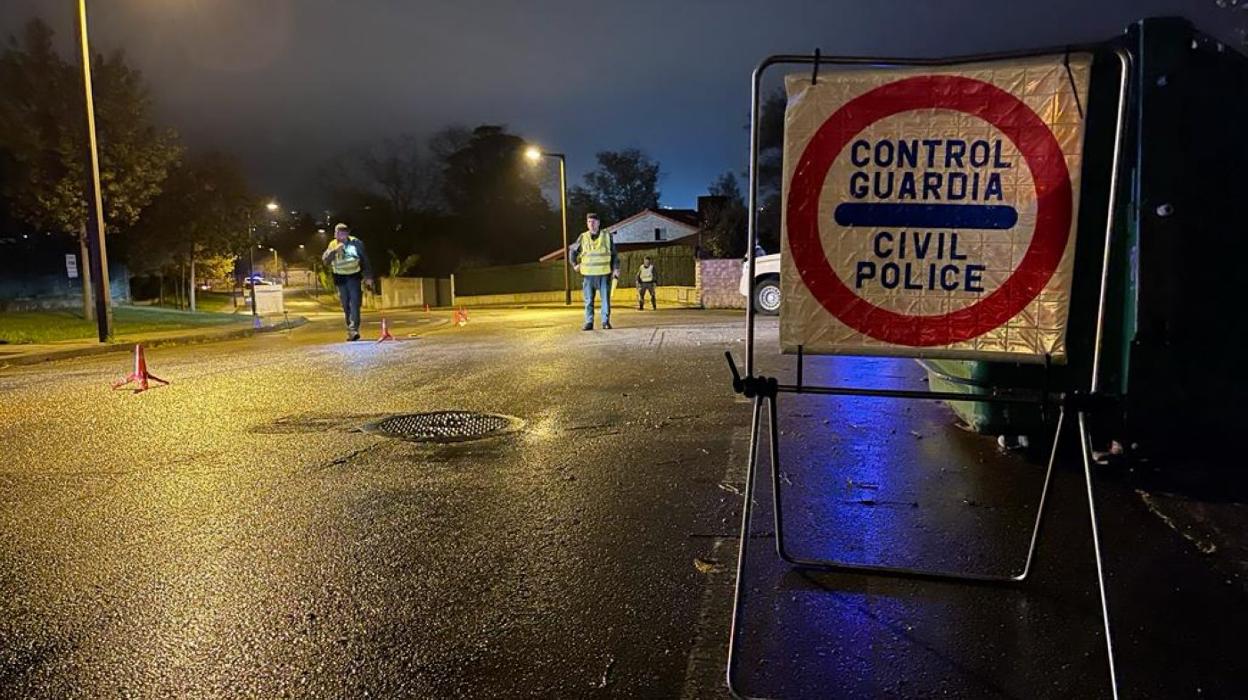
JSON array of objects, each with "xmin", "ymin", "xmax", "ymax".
[
  {"xmin": 1062, "ymin": 389, "xmax": 1120, "ymax": 413},
  {"xmin": 725, "ymin": 351, "xmax": 777, "ymax": 400}
]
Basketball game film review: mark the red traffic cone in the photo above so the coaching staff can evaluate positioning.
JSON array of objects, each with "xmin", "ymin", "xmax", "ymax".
[
  {"xmin": 454, "ymin": 307, "xmax": 469, "ymax": 326},
  {"xmin": 377, "ymin": 317, "xmax": 395, "ymax": 343},
  {"xmin": 423, "ymin": 303, "xmax": 430, "ymax": 313},
  {"xmin": 110, "ymin": 344, "xmax": 169, "ymax": 393}
]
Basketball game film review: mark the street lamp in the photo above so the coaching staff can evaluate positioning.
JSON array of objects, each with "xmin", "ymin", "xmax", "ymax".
[
  {"xmin": 269, "ymin": 246, "xmax": 283, "ymax": 285},
  {"xmin": 312, "ymin": 231, "xmax": 326, "ymax": 291},
  {"xmin": 245, "ymin": 199, "xmax": 280, "ymax": 320},
  {"xmin": 76, "ymin": 0, "xmax": 112, "ymax": 341},
  {"xmin": 525, "ymin": 145, "xmax": 571, "ymax": 305}
]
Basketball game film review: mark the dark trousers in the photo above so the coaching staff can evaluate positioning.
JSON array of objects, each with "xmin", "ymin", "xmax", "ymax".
[
  {"xmin": 334, "ymin": 273, "xmax": 362, "ymax": 333},
  {"xmin": 638, "ymin": 281, "xmax": 656, "ymax": 309}
]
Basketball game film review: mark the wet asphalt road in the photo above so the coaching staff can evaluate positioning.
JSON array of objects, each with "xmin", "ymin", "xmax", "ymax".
[
  {"xmin": 1, "ymin": 308, "xmax": 754, "ymax": 698},
  {"xmin": 1, "ymin": 308, "xmax": 1244, "ymax": 698}
]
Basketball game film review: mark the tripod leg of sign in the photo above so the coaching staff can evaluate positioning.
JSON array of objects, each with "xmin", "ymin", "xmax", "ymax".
[
  {"xmin": 725, "ymin": 394, "xmax": 765, "ymax": 698},
  {"xmin": 1017, "ymin": 405, "xmax": 1063, "ymax": 582},
  {"xmin": 1078, "ymin": 410, "xmax": 1120, "ymax": 700}
]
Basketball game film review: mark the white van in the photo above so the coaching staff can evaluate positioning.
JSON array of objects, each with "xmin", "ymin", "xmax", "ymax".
[{"xmin": 739, "ymin": 252, "xmax": 782, "ymax": 315}]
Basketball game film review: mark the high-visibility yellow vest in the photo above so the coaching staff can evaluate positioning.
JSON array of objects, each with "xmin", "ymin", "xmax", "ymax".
[
  {"xmin": 577, "ymin": 231, "xmax": 613, "ymax": 276},
  {"xmin": 638, "ymin": 264, "xmax": 655, "ymax": 283},
  {"xmin": 327, "ymin": 237, "xmax": 362, "ymax": 275}
]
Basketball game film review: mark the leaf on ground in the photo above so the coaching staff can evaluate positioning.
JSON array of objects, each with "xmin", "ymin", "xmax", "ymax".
[{"xmin": 693, "ymin": 557, "xmax": 722, "ymax": 574}]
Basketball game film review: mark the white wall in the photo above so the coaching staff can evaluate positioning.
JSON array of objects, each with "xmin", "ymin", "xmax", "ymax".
[{"xmin": 606, "ymin": 212, "xmax": 697, "ymax": 245}]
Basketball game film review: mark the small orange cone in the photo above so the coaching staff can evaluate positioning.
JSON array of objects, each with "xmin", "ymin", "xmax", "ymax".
[
  {"xmin": 453, "ymin": 307, "xmax": 469, "ymax": 326},
  {"xmin": 424, "ymin": 303, "xmax": 430, "ymax": 313},
  {"xmin": 377, "ymin": 318, "xmax": 395, "ymax": 343},
  {"xmin": 110, "ymin": 344, "xmax": 169, "ymax": 393}
]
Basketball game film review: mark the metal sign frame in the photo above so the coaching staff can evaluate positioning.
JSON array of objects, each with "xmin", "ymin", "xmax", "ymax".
[{"xmin": 725, "ymin": 45, "xmax": 1131, "ymax": 700}]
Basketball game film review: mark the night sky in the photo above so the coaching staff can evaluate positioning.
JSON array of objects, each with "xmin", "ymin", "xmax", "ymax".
[{"xmin": 0, "ymin": 0, "xmax": 1238, "ymax": 212}]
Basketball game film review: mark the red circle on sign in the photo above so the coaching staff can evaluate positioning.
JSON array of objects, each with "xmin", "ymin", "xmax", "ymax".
[{"xmin": 786, "ymin": 74, "xmax": 1073, "ymax": 346}]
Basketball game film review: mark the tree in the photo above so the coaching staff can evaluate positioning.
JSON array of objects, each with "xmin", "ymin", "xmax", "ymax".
[
  {"xmin": 0, "ymin": 18, "xmax": 181, "ymax": 318},
  {"xmin": 317, "ymin": 131, "xmax": 455, "ymax": 274},
  {"xmin": 321, "ymin": 134, "xmax": 442, "ymax": 228},
  {"xmin": 755, "ymin": 89, "xmax": 786, "ymax": 254},
  {"xmin": 440, "ymin": 125, "xmax": 554, "ymax": 265},
  {"xmin": 700, "ymin": 172, "xmax": 749, "ymax": 258},
  {"xmin": 361, "ymin": 135, "xmax": 441, "ymax": 222},
  {"xmin": 387, "ymin": 250, "xmax": 421, "ymax": 278},
  {"xmin": 568, "ymin": 148, "xmax": 661, "ymax": 224},
  {"xmin": 127, "ymin": 151, "xmax": 251, "ymax": 311}
]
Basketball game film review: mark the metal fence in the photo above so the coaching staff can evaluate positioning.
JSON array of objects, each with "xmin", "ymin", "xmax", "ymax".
[{"xmin": 455, "ymin": 245, "xmax": 696, "ymax": 296}]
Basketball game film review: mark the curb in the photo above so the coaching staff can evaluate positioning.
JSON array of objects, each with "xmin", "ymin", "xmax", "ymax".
[{"xmin": 0, "ymin": 317, "xmax": 309, "ymax": 368}]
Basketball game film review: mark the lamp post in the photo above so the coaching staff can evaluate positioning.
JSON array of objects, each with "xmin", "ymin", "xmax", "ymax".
[
  {"xmin": 245, "ymin": 201, "xmax": 280, "ymax": 318},
  {"xmin": 525, "ymin": 146, "xmax": 571, "ymax": 305},
  {"xmin": 76, "ymin": 0, "xmax": 112, "ymax": 341},
  {"xmin": 269, "ymin": 246, "xmax": 282, "ymax": 284},
  {"xmin": 314, "ymin": 229, "xmax": 327, "ymax": 292}
]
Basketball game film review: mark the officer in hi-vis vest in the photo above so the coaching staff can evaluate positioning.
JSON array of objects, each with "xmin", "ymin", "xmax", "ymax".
[
  {"xmin": 635, "ymin": 255, "xmax": 658, "ymax": 310},
  {"xmin": 321, "ymin": 223, "xmax": 375, "ymax": 341},
  {"xmin": 570, "ymin": 212, "xmax": 619, "ymax": 330}
]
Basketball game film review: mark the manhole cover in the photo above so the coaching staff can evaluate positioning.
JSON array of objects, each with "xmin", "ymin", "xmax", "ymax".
[{"xmin": 363, "ymin": 411, "xmax": 523, "ymax": 443}]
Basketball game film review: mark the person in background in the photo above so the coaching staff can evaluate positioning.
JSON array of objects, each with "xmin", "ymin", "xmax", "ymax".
[
  {"xmin": 569, "ymin": 212, "xmax": 619, "ymax": 330},
  {"xmin": 636, "ymin": 255, "xmax": 658, "ymax": 310},
  {"xmin": 321, "ymin": 223, "xmax": 375, "ymax": 341}
]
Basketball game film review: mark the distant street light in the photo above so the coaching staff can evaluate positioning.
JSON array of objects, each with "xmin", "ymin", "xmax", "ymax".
[
  {"xmin": 245, "ymin": 199, "xmax": 280, "ymax": 319},
  {"xmin": 525, "ymin": 145, "xmax": 571, "ymax": 305}
]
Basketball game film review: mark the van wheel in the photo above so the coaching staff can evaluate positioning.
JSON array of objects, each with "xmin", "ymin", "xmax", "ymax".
[{"xmin": 753, "ymin": 278, "xmax": 781, "ymax": 315}]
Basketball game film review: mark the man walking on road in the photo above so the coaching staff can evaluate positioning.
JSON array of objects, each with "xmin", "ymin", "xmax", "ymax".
[
  {"xmin": 636, "ymin": 255, "xmax": 658, "ymax": 310},
  {"xmin": 322, "ymin": 223, "xmax": 375, "ymax": 341},
  {"xmin": 570, "ymin": 212, "xmax": 618, "ymax": 330}
]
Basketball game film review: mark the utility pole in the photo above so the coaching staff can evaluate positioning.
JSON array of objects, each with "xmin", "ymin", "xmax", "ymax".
[
  {"xmin": 76, "ymin": 0, "xmax": 112, "ymax": 341},
  {"xmin": 247, "ymin": 210, "xmax": 258, "ymax": 320},
  {"xmin": 524, "ymin": 146, "xmax": 571, "ymax": 305},
  {"xmin": 557, "ymin": 154, "xmax": 570, "ymax": 306}
]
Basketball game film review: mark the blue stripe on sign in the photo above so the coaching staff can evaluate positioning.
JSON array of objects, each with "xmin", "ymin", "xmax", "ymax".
[{"xmin": 833, "ymin": 203, "xmax": 1018, "ymax": 230}]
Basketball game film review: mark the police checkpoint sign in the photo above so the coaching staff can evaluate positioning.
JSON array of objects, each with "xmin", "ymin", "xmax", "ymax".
[{"xmin": 779, "ymin": 55, "xmax": 1092, "ymax": 361}]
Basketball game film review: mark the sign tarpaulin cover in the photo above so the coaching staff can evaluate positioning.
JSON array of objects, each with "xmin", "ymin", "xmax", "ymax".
[
  {"xmin": 779, "ymin": 54, "xmax": 1092, "ymax": 362},
  {"xmin": 253, "ymin": 285, "xmax": 285, "ymax": 315}
]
